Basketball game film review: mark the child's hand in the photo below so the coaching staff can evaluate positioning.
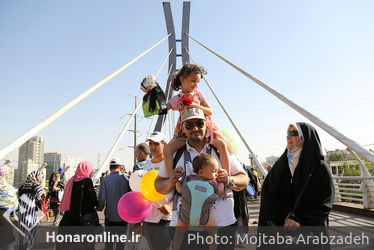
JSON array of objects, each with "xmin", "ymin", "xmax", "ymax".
[
  {"xmin": 170, "ymin": 166, "xmax": 184, "ymax": 186},
  {"xmin": 188, "ymin": 103, "xmax": 200, "ymax": 109},
  {"xmin": 216, "ymin": 168, "xmax": 229, "ymax": 186},
  {"xmin": 158, "ymin": 206, "xmax": 170, "ymax": 215}
]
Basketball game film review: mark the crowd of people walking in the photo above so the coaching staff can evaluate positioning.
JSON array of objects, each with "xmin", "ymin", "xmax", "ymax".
[{"xmin": 0, "ymin": 64, "xmax": 335, "ymax": 250}]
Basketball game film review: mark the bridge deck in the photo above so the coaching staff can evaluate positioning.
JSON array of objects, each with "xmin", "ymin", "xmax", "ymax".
[
  {"xmin": 247, "ymin": 198, "xmax": 374, "ymax": 226},
  {"xmin": 36, "ymin": 197, "xmax": 374, "ymax": 227}
]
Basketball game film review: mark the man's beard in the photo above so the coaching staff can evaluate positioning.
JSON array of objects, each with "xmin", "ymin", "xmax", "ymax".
[{"xmin": 189, "ymin": 131, "xmax": 205, "ymax": 143}]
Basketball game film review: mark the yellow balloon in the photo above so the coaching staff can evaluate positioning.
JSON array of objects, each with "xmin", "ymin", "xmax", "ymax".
[{"xmin": 140, "ymin": 170, "xmax": 166, "ymax": 202}]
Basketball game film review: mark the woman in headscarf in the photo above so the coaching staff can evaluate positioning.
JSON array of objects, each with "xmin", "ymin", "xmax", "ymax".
[
  {"xmin": 48, "ymin": 172, "xmax": 65, "ymax": 225},
  {"xmin": 17, "ymin": 170, "xmax": 45, "ymax": 250},
  {"xmin": 58, "ymin": 161, "xmax": 98, "ymax": 226},
  {"xmin": 57, "ymin": 161, "xmax": 99, "ymax": 250},
  {"xmin": 0, "ymin": 164, "xmax": 18, "ymax": 250},
  {"xmin": 259, "ymin": 122, "xmax": 334, "ymax": 227}
]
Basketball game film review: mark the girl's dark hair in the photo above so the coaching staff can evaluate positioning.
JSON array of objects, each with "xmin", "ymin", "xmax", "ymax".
[
  {"xmin": 171, "ymin": 63, "xmax": 207, "ymax": 91},
  {"xmin": 193, "ymin": 153, "xmax": 214, "ymax": 173}
]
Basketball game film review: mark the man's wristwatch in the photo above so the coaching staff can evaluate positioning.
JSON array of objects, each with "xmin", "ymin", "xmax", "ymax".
[{"xmin": 228, "ymin": 176, "xmax": 235, "ymax": 188}]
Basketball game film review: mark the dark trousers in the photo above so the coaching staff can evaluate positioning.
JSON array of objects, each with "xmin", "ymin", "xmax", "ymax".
[
  {"xmin": 104, "ymin": 219, "xmax": 128, "ymax": 250},
  {"xmin": 142, "ymin": 220, "xmax": 171, "ymax": 250},
  {"xmin": 50, "ymin": 203, "xmax": 61, "ymax": 222}
]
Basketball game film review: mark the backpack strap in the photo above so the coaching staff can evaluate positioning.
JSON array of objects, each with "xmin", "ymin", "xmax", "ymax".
[
  {"xmin": 206, "ymin": 145, "xmax": 220, "ymax": 159},
  {"xmin": 172, "ymin": 145, "xmax": 187, "ymax": 170},
  {"xmin": 172, "ymin": 145, "xmax": 188, "ymax": 211},
  {"xmin": 172, "ymin": 144, "xmax": 219, "ymax": 170}
]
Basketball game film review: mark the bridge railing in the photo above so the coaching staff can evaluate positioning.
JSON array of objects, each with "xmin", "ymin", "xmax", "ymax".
[
  {"xmin": 330, "ymin": 147, "xmax": 374, "ymax": 209},
  {"xmin": 332, "ymin": 176, "xmax": 374, "ymax": 209}
]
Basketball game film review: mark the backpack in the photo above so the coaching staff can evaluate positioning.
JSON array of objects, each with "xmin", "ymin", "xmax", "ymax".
[
  {"xmin": 171, "ymin": 144, "xmax": 221, "ymax": 213},
  {"xmin": 142, "ymin": 85, "xmax": 167, "ymax": 117}
]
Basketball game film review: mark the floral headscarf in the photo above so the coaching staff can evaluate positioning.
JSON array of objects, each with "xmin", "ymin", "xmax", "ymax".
[
  {"xmin": 287, "ymin": 124, "xmax": 304, "ymax": 177},
  {"xmin": 0, "ymin": 164, "xmax": 18, "ymax": 209}
]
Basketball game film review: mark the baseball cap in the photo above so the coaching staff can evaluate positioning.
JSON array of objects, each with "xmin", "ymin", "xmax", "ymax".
[
  {"xmin": 181, "ymin": 108, "xmax": 206, "ymax": 123},
  {"xmin": 110, "ymin": 158, "xmax": 124, "ymax": 166},
  {"xmin": 58, "ymin": 167, "xmax": 64, "ymax": 172},
  {"xmin": 147, "ymin": 131, "xmax": 167, "ymax": 143}
]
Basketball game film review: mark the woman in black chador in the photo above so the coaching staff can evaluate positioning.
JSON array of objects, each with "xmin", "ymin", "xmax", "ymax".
[{"xmin": 259, "ymin": 122, "xmax": 334, "ymax": 227}]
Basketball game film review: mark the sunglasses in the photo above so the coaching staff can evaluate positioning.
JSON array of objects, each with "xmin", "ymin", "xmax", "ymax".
[
  {"xmin": 287, "ymin": 130, "xmax": 299, "ymax": 137},
  {"xmin": 183, "ymin": 120, "xmax": 205, "ymax": 130}
]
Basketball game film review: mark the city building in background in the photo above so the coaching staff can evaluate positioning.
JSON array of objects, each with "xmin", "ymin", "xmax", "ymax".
[
  {"xmin": 65, "ymin": 157, "xmax": 81, "ymax": 181},
  {"xmin": 44, "ymin": 152, "xmax": 81, "ymax": 184},
  {"xmin": 14, "ymin": 136, "xmax": 44, "ymax": 187}
]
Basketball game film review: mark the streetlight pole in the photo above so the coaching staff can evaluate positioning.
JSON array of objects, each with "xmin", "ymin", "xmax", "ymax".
[
  {"xmin": 134, "ymin": 96, "xmax": 137, "ymax": 165},
  {"xmin": 128, "ymin": 96, "xmax": 139, "ymax": 166}
]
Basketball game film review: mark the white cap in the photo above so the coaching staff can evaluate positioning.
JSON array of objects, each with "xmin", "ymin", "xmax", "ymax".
[
  {"xmin": 146, "ymin": 131, "xmax": 167, "ymax": 143},
  {"xmin": 109, "ymin": 158, "xmax": 124, "ymax": 166}
]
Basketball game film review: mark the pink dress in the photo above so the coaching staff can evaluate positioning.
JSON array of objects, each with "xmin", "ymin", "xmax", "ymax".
[{"xmin": 168, "ymin": 90, "xmax": 222, "ymax": 144}]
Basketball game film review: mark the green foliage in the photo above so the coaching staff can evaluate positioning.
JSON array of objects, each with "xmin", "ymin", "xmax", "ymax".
[
  {"xmin": 366, "ymin": 164, "xmax": 374, "ymax": 175},
  {"xmin": 342, "ymin": 162, "xmax": 360, "ymax": 176},
  {"xmin": 328, "ymin": 152, "xmax": 345, "ymax": 161}
]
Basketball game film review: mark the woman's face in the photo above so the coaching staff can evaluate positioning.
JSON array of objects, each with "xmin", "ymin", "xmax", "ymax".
[
  {"xmin": 54, "ymin": 173, "xmax": 60, "ymax": 181},
  {"xmin": 287, "ymin": 126, "xmax": 300, "ymax": 150}
]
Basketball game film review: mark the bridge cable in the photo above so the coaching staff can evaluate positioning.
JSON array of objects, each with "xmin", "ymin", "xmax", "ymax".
[
  {"xmin": 185, "ymin": 48, "xmax": 267, "ymax": 176},
  {"xmin": 0, "ymin": 34, "xmax": 171, "ymax": 162},
  {"xmin": 186, "ymin": 33, "xmax": 374, "ymax": 165}
]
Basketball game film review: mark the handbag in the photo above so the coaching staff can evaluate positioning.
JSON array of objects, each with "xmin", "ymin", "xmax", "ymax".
[
  {"xmin": 79, "ymin": 183, "xmax": 100, "ymax": 226},
  {"xmin": 50, "ymin": 196, "xmax": 59, "ymax": 204},
  {"xmin": 81, "ymin": 211, "xmax": 100, "ymax": 226}
]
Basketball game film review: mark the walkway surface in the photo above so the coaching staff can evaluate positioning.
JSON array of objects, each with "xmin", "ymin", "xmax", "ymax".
[
  {"xmin": 19, "ymin": 198, "xmax": 374, "ymax": 249},
  {"xmin": 246, "ymin": 197, "xmax": 374, "ymax": 226},
  {"xmin": 38, "ymin": 197, "xmax": 374, "ymax": 227}
]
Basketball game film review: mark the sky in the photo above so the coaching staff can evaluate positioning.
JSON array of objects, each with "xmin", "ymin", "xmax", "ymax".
[{"xmin": 1, "ymin": 0, "xmax": 374, "ymax": 172}]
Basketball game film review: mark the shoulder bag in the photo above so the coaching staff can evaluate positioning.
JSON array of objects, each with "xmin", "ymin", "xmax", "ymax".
[{"xmin": 79, "ymin": 183, "xmax": 100, "ymax": 226}]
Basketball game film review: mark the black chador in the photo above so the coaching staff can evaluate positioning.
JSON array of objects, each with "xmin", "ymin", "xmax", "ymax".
[{"xmin": 259, "ymin": 122, "xmax": 334, "ymax": 226}]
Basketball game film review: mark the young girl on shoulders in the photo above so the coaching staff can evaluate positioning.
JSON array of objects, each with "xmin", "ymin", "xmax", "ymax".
[{"xmin": 163, "ymin": 63, "xmax": 231, "ymax": 176}]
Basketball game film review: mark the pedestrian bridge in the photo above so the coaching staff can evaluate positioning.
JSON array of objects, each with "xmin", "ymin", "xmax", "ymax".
[{"xmin": 1, "ymin": 1, "xmax": 373, "ymax": 225}]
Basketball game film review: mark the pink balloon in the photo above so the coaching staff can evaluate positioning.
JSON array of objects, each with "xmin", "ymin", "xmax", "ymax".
[{"xmin": 117, "ymin": 191, "xmax": 152, "ymax": 223}]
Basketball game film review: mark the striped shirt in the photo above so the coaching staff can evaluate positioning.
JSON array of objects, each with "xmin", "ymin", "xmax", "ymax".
[{"xmin": 18, "ymin": 184, "xmax": 43, "ymax": 228}]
